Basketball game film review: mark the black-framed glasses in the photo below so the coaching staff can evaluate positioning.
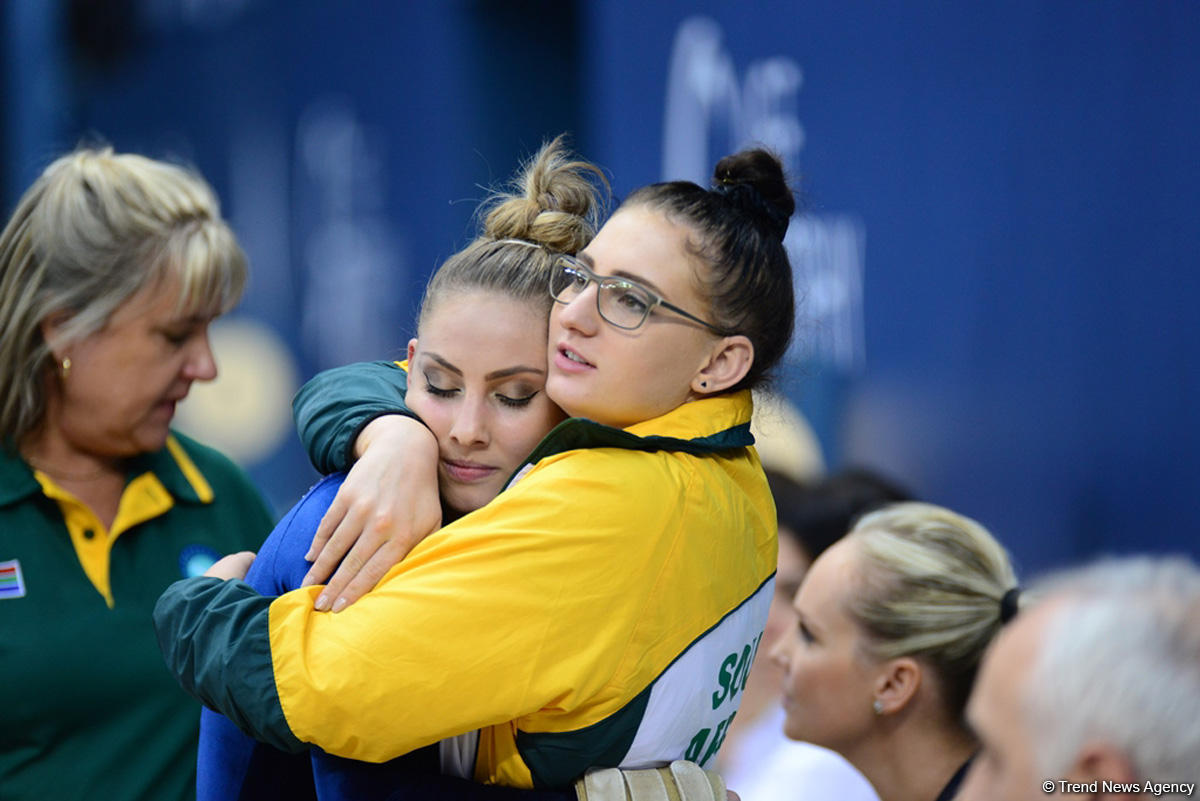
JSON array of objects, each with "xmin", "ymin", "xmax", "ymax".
[{"xmin": 549, "ymin": 255, "xmax": 730, "ymax": 334}]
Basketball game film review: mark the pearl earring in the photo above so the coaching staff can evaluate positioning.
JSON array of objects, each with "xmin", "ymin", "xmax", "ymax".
[{"xmin": 873, "ymin": 699, "xmax": 884, "ymax": 715}]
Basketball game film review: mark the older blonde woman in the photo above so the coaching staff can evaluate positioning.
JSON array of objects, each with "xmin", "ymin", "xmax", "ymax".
[{"xmin": 0, "ymin": 148, "xmax": 273, "ymax": 801}]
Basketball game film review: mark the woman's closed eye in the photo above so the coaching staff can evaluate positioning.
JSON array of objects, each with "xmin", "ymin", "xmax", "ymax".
[
  {"xmin": 798, "ymin": 620, "xmax": 815, "ymax": 644},
  {"xmin": 424, "ymin": 374, "xmax": 542, "ymax": 409},
  {"xmin": 159, "ymin": 315, "xmax": 211, "ymax": 347},
  {"xmin": 495, "ymin": 383, "xmax": 543, "ymax": 408},
  {"xmin": 423, "ymin": 373, "xmax": 459, "ymax": 398},
  {"xmin": 161, "ymin": 325, "xmax": 198, "ymax": 346}
]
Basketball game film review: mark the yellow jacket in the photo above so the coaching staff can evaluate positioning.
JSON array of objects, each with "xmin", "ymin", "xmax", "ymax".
[{"xmin": 156, "ymin": 391, "xmax": 777, "ymax": 789}]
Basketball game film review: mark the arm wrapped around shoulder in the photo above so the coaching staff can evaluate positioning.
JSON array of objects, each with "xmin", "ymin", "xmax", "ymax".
[{"xmin": 292, "ymin": 360, "xmax": 413, "ymax": 473}]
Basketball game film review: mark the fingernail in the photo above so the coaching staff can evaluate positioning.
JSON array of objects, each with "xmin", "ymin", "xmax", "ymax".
[
  {"xmin": 304, "ymin": 550, "xmax": 314, "ymax": 561},
  {"xmin": 315, "ymin": 594, "xmax": 331, "ymax": 611},
  {"xmin": 332, "ymin": 597, "xmax": 348, "ymax": 613}
]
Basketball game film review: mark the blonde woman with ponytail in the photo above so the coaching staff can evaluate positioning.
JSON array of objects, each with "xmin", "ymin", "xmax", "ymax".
[{"xmin": 770, "ymin": 502, "xmax": 1019, "ymax": 801}]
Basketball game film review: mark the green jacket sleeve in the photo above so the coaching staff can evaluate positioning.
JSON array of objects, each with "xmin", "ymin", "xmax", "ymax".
[
  {"xmin": 153, "ymin": 577, "xmax": 306, "ymax": 753},
  {"xmin": 291, "ymin": 361, "xmax": 413, "ymax": 474}
]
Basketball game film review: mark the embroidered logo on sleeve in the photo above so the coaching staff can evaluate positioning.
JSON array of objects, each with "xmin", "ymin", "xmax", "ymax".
[
  {"xmin": 0, "ymin": 559, "xmax": 27, "ymax": 600},
  {"xmin": 179, "ymin": 545, "xmax": 221, "ymax": 578}
]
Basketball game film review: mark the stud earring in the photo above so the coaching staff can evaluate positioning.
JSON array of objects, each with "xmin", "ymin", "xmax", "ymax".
[
  {"xmin": 60, "ymin": 357, "xmax": 72, "ymax": 378},
  {"xmin": 699, "ymin": 381, "xmax": 708, "ymax": 388},
  {"xmin": 873, "ymin": 699, "xmax": 884, "ymax": 715}
]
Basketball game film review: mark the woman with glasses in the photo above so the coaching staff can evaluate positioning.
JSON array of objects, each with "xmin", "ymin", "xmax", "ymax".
[{"xmin": 155, "ymin": 146, "xmax": 798, "ymax": 795}]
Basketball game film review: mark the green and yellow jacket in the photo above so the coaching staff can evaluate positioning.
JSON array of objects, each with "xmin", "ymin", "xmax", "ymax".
[{"xmin": 156, "ymin": 389, "xmax": 777, "ymax": 790}]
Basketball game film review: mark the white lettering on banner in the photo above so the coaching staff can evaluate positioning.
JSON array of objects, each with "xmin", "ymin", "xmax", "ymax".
[
  {"xmin": 786, "ymin": 217, "xmax": 866, "ymax": 371},
  {"xmin": 295, "ymin": 96, "xmax": 407, "ymax": 368},
  {"xmin": 662, "ymin": 17, "xmax": 804, "ymax": 184},
  {"xmin": 662, "ymin": 16, "xmax": 865, "ymax": 372}
]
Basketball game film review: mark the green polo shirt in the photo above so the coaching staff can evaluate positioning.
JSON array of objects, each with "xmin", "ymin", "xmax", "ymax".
[{"xmin": 0, "ymin": 431, "xmax": 274, "ymax": 801}]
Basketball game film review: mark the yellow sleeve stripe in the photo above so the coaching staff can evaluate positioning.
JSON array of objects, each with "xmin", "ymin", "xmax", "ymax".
[{"xmin": 166, "ymin": 435, "xmax": 214, "ymax": 503}]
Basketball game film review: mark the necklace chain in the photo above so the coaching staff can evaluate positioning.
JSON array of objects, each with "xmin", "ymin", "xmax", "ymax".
[{"xmin": 24, "ymin": 456, "xmax": 117, "ymax": 482}]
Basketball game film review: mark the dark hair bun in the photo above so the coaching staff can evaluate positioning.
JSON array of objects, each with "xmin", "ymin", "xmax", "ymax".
[
  {"xmin": 482, "ymin": 134, "xmax": 608, "ymax": 254},
  {"xmin": 712, "ymin": 149, "xmax": 794, "ymax": 240}
]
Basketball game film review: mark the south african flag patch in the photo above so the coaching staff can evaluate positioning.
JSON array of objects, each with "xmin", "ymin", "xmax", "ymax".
[{"xmin": 0, "ymin": 559, "xmax": 26, "ymax": 599}]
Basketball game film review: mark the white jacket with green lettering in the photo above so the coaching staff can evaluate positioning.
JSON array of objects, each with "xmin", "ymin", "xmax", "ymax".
[{"xmin": 155, "ymin": 390, "xmax": 777, "ymax": 790}]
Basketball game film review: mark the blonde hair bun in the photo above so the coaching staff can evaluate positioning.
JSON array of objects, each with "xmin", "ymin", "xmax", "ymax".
[
  {"xmin": 416, "ymin": 136, "xmax": 608, "ymax": 327},
  {"xmin": 481, "ymin": 134, "xmax": 608, "ymax": 254}
]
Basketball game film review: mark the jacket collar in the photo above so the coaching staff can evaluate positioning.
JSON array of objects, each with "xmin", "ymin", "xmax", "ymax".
[{"xmin": 517, "ymin": 390, "xmax": 756, "ymax": 472}]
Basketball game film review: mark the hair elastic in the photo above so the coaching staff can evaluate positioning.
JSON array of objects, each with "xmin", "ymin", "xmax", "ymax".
[
  {"xmin": 999, "ymin": 587, "xmax": 1021, "ymax": 624},
  {"xmin": 489, "ymin": 238, "xmax": 544, "ymax": 249}
]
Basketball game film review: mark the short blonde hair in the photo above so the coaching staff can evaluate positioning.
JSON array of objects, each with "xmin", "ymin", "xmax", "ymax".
[
  {"xmin": 0, "ymin": 147, "xmax": 247, "ymax": 443},
  {"xmin": 846, "ymin": 502, "xmax": 1017, "ymax": 718}
]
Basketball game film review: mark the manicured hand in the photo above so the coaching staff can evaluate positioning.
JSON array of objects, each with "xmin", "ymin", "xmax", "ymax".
[{"xmin": 302, "ymin": 415, "xmax": 442, "ymax": 612}]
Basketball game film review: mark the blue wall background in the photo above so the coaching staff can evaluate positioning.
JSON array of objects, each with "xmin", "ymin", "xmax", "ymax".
[{"xmin": 4, "ymin": 0, "xmax": 1197, "ymax": 578}]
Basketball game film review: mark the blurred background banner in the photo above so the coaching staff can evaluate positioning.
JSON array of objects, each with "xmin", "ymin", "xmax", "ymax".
[{"xmin": 4, "ymin": 0, "xmax": 1198, "ymax": 574}]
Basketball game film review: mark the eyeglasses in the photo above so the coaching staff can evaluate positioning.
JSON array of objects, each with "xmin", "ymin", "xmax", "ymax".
[{"xmin": 549, "ymin": 255, "xmax": 730, "ymax": 334}]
